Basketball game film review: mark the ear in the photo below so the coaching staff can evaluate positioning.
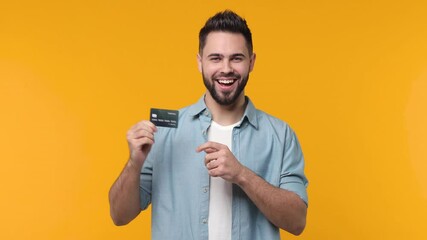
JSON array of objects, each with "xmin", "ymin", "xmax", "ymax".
[
  {"xmin": 197, "ymin": 53, "xmax": 202, "ymax": 73},
  {"xmin": 249, "ymin": 53, "xmax": 256, "ymax": 72}
]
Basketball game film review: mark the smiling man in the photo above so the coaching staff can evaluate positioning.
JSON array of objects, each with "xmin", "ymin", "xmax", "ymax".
[
  {"xmin": 200, "ymin": 31, "xmax": 252, "ymax": 107},
  {"xmin": 109, "ymin": 10, "xmax": 308, "ymax": 240}
]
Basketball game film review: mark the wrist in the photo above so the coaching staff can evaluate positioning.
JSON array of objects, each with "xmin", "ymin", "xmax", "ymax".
[
  {"xmin": 127, "ymin": 158, "xmax": 144, "ymax": 172},
  {"xmin": 235, "ymin": 166, "xmax": 252, "ymax": 187}
]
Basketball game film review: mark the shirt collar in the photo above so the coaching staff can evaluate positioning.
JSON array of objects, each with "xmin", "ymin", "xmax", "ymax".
[
  {"xmin": 188, "ymin": 95, "xmax": 259, "ymax": 129},
  {"xmin": 187, "ymin": 95, "xmax": 209, "ymax": 117},
  {"xmin": 242, "ymin": 97, "xmax": 259, "ymax": 129}
]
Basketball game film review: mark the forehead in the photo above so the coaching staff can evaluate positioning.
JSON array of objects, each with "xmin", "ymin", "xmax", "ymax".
[{"xmin": 202, "ymin": 31, "xmax": 249, "ymax": 56}]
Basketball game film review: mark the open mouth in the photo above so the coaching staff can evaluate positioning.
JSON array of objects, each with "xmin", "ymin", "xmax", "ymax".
[{"xmin": 216, "ymin": 79, "xmax": 237, "ymax": 86}]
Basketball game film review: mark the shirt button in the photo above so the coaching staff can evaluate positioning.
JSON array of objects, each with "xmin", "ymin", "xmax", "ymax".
[
  {"xmin": 203, "ymin": 187, "xmax": 208, "ymax": 193},
  {"xmin": 204, "ymin": 111, "xmax": 209, "ymax": 116},
  {"xmin": 202, "ymin": 218, "xmax": 207, "ymax": 224}
]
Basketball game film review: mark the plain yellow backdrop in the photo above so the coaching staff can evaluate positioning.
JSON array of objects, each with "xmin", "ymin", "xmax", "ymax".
[{"xmin": 1, "ymin": 0, "xmax": 426, "ymax": 239}]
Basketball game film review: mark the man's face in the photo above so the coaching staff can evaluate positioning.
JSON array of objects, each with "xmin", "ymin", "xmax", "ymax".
[{"xmin": 198, "ymin": 31, "xmax": 255, "ymax": 106}]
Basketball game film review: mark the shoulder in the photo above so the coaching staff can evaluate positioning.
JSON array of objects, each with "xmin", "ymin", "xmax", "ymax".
[
  {"xmin": 178, "ymin": 96, "xmax": 206, "ymax": 120},
  {"xmin": 245, "ymin": 97, "xmax": 289, "ymax": 131},
  {"xmin": 256, "ymin": 109, "xmax": 291, "ymax": 131},
  {"xmin": 253, "ymin": 108, "xmax": 299, "ymax": 144}
]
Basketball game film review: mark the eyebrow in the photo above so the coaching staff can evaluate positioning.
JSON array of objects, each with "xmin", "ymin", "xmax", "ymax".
[{"xmin": 206, "ymin": 53, "xmax": 247, "ymax": 58}]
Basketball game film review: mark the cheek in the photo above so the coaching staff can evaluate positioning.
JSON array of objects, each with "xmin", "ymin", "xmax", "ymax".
[
  {"xmin": 233, "ymin": 64, "xmax": 250, "ymax": 76},
  {"xmin": 202, "ymin": 64, "xmax": 219, "ymax": 76}
]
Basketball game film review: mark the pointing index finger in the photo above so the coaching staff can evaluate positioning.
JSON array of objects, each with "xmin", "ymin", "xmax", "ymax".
[{"xmin": 196, "ymin": 141, "xmax": 224, "ymax": 153}]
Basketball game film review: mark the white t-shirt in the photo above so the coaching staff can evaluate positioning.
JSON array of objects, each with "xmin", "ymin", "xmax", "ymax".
[{"xmin": 207, "ymin": 120, "xmax": 240, "ymax": 240}]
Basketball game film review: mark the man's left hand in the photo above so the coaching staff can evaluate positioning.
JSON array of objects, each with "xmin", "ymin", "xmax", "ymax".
[{"xmin": 196, "ymin": 141, "xmax": 245, "ymax": 183}]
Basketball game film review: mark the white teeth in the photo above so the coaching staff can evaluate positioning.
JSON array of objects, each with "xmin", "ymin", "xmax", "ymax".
[{"xmin": 218, "ymin": 79, "xmax": 235, "ymax": 84}]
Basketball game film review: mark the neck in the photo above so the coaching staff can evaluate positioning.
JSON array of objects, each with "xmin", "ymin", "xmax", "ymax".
[{"xmin": 204, "ymin": 92, "xmax": 247, "ymax": 126}]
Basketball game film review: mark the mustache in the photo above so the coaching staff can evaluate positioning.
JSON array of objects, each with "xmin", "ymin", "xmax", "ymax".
[{"xmin": 213, "ymin": 72, "xmax": 241, "ymax": 79}]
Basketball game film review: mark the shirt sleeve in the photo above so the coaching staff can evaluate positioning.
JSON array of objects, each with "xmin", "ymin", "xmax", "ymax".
[
  {"xmin": 279, "ymin": 127, "xmax": 309, "ymax": 206},
  {"xmin": 139, "ymin": 127, "xmax": 167, "ymax": 210},
  {"xmin": 139, "ymin": 154, "xmax": 153, "ymax": 210}
]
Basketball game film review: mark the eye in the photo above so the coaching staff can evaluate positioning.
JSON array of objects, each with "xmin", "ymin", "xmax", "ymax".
[
  {"xmin": 231, "ymin": 55, "xmax": 245, "ymax": 62},
  {"xmin": 209, "ymin": 57, "xmax": 221, "ymax": 62}
]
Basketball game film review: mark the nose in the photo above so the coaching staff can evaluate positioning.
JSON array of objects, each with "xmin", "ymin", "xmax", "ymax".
[{"xmin": 221, "ymin": 59, "xmax": 233, "ymax": 74}]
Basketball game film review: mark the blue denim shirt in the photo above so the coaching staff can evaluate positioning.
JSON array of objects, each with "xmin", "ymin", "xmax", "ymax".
[{"xmin": 140, "ymin": 96, "xmax": 308, "ymax": 240}]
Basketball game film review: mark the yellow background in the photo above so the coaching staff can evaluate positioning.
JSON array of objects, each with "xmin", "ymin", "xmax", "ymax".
[{"xmin": 1, "ymin": 0, "xmax": 426, "ymax": 239}]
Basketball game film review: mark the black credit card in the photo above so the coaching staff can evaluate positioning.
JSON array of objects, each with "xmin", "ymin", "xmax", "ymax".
[{"xmin": 150, "ymin": 108, "xmax": 179, "ymax": 128}]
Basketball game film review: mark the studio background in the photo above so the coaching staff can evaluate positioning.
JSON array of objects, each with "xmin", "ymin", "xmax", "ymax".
[{"xmin": 1, "ymin": 0, "xmax": 426, "ymax": 239}]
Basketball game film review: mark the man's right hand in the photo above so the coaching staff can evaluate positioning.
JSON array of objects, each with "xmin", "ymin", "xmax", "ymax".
[
  {"xmin": 109, "ymin": 120, "xmax": 157, "ymax": 226},
  {"xmin": 126, "ymin": 120, "xmax": 157, "ymax": 167}
]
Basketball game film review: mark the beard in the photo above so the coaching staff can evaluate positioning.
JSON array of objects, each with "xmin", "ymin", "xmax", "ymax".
[{"xmin": 202, "ymin": 71, "xmax": 249, "ymax": 106}]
